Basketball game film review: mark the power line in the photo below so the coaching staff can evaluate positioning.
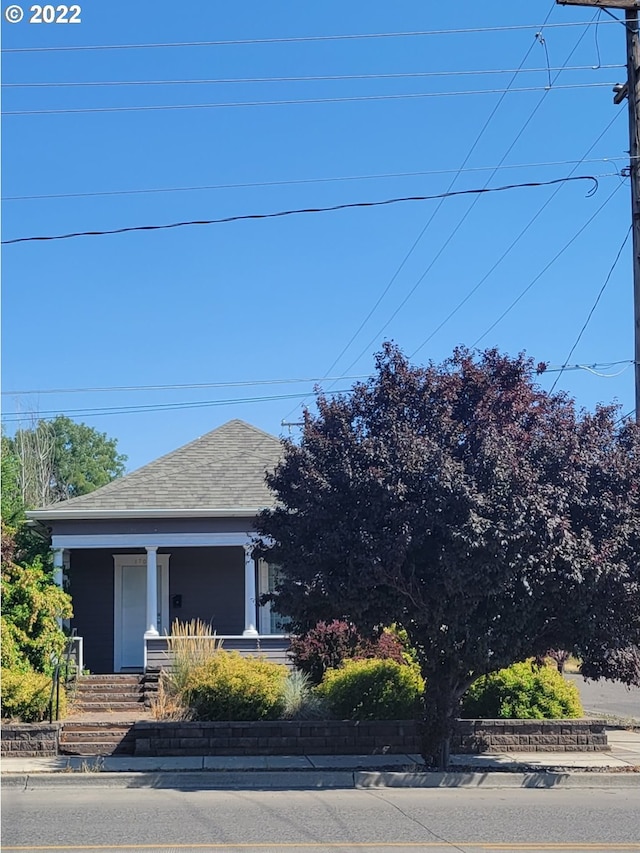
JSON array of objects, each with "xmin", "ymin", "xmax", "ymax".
[
  {"xmin": 3, "ymin": 157, "xmax": 631, "ymax": 203},
  {"xmin": 4, "ymin": 361, "xmax": 630, "ymax": 398},
  {"xmin": 2, "ymin": 82, "xmax": 618, "ymax": 117},
  {"xmin": 309, "ymin": 9, "xmax": 559, "ymax": 390},
  {"xmin": 471, "ymin": 181, "xmax": 625, "ymax": 347},
  {"xmin": 1, "ymin": 175, "xmax": 600, "ymax": 246},
  {"xmin": 335, "ymin": 12, "xmax": 596, "ymax": 378},
  {"xmin": 2, "ymin": 65, "xmax": 623, "ymax": 88},
  {"xmin": 1, "ymin": 374, "xmax": 370, "ymax": 397},
  {"xmin": 410, "ymin": 111, "xmax": 624, "ymax": 359},
  {"xmin": 0, "ymin": 20, "xmax": 619, "ymax": 54},
  {"xmin": 550, "ymin": 225, "xmax": 632, "ymax": 393},
  {"xmin": 0, "ymin": 389, "xmax": 354, "ymax": 423}
]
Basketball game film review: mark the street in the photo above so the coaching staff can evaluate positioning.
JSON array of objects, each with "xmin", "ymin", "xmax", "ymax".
[
  {"xmin": 2, "ymin": 787, "xmax": 640, "ymax": 852},
  {"xmin": 567, "ymin": 675, "xmax": 640, "ymax": 723}
]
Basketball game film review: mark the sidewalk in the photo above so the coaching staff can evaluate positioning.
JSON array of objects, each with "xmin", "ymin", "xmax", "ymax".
[{"xmin": 2, "ymin": 727, "xmax": 639, "ymax": 789}]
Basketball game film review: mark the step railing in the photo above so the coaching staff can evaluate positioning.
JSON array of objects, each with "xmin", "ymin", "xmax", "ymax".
[{"xmin": 48, "ymin": 629, "xmax": 80, "ymax": 722}]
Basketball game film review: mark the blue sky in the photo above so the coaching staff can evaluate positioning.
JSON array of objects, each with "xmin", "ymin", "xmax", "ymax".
[{"xmin": 1, "ymin": 1, "xmax": 635, "ymax": 472}]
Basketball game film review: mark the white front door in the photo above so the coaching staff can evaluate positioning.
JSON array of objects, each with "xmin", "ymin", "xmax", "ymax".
[{"xmin": 114, "ymin": 555, "xmax": 169, "ymax": 670}]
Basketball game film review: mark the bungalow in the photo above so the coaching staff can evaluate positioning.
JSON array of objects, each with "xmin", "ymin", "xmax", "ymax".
[{"xmin": 27, "ymin": 420, "xmax": 289, "ymax": 673}]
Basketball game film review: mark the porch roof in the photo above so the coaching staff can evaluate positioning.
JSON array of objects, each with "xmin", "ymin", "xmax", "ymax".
[{"xmin": 28, "ymin": 419, "xmax": 283, "ymax": 521}]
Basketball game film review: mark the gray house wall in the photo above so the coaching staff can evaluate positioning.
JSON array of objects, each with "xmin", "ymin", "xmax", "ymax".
[
  {"xmin": 68, "ymin": 546, "xmax": 246, "ymax": 673},
  {"xmin": 49, "ymin": 517, "xmax": 255, "ymax": 537},
  {"xmin": 167, "ymin": 547, "xmax": 245, "ymax": 635}
]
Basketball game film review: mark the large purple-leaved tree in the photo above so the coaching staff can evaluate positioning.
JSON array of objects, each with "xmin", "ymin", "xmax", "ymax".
[{"xmin": 256, "ymin": 344, "xmax": 640, "ymax": 767}]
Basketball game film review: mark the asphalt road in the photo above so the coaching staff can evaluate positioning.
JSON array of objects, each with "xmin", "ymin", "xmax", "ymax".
[
  {"xmin": 566, "ymin": 675, "xmax": 640, "ymax": 722},
  {"xmin": 3, "ymin": 787, "xmax": 640, "ymax": 853}
]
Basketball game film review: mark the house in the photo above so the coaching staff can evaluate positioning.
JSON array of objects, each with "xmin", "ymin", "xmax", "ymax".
[{"xmin": 27, "ymin": 420, "xmax": 289, "ymax": 674}]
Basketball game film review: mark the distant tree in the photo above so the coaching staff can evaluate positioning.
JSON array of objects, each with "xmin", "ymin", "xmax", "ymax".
[
  {"xmin": 6, "ymin": 415, "xmax": 127, "ymax": 508},
  {"xmin": 257, "ymin": 344, "xmax": 640, "ymax": 768},
  {"xmin": 48, "ymin": 415, "xmax": 127, "ymax": 501},
  {"xmin": 1, "ymin": 433, "xmax": 23, "ymax": 526}
]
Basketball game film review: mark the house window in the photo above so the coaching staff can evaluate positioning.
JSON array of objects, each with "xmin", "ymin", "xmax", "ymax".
[{"xmin": 258, "ymin": 560, "xmax": 291, "ymax": 635}]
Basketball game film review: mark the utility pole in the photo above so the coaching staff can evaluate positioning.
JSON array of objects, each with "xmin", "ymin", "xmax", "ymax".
[{"xmin": 558, "ymin": 0, "xmax": 640, "ymax": 422}]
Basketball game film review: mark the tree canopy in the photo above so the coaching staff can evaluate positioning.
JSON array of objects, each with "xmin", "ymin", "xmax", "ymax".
[{"xmin": 257, "ymin": 344, "xmax": 640, "ymax": 767}]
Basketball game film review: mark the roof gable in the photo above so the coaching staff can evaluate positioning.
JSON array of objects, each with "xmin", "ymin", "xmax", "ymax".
[{"xmin": 29, "ymin": 419, "xmax": 283, "ymax": 519}]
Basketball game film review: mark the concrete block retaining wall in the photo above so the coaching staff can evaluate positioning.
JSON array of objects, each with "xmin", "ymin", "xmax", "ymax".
[
  {"xmin": 133, "ymin": 719, "xmax": 609, "ymax": 757},
  {"xmin": 1, "ymin": 723, "xmax": 61, "ymax": 757}
]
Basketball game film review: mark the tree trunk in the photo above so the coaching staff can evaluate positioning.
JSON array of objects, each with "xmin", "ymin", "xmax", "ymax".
[{"xmin": 420, "ymin": 676, "xmax": 460, "ymax": 770}]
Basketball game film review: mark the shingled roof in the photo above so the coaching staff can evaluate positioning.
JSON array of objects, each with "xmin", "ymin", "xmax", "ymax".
[{"xmin": 28, "ymin": 419, "xmax": 283, "ymax": 520}]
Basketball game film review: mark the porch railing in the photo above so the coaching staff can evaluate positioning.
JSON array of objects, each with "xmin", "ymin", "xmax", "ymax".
[{"xmin": 144, "ymin": 634, "xmax": 291, "ymax": 671}]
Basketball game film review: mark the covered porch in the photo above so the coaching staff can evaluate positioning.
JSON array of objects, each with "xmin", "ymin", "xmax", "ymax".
[{"xmin": 52, "ymin": 531, "xmax": 289, "ymax": 674}]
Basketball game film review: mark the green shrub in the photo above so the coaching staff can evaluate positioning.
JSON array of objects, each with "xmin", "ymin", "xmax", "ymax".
[
  {"xmin": 316, "ymin": 658, "xmax": 424, "ymax": 721},
  {"xmin": 1, "ymin": 666, "xmax": 67, "ymax": 722},
  {"xmin": 461, "ymin": 660, "xmax": 584, "ymax": 719},
  {"xmin": 184, "ymin": 652, "xmax": 288, "ymax": 721},
  {"xmin": 280, "ymin": 669, "xmax": 329, "ymax": 720}
]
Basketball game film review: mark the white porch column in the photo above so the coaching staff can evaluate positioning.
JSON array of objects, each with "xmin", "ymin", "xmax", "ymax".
[
  {"xmin": 144, "ymin": 546, "xmax": 159, "ymax": 636},
  {"xmin": 52, "ymin": 548, "xmax": 64, "ymax": 589},
  {"xmin": 52, "ymin": 548, "xmax": 64, "ymax": 628},
  {"xmin": 243, "ymin": 544, "xmax": 259, "ymax": 637}
]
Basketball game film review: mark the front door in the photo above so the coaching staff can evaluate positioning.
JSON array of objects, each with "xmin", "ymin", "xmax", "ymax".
[{"xmin": 114, "ymin": 555, "xmax": 169, "ymax": 670}]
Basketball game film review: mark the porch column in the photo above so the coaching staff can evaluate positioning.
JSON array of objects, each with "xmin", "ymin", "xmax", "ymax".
[
  {"xmin": 52, "ymin": 548, "xmax": 64, "ymax": 627},
  {"xmin": 144, "ymin": 546, "xmax": 159, "ymax": 636},
  {"xmin": 242, "ymin": 544, "xmax": 258, "ymax": 636}
]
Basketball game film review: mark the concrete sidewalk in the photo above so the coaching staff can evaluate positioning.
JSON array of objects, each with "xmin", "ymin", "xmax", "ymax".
[{"xmin": 2, "ymin": 727, "xmax": 639, "ymax": 789}]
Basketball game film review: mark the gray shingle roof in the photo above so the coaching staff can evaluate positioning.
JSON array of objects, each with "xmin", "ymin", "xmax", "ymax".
[{"xmin": 30, "ymin": 420, "xmax": 282, "ymax": 518}]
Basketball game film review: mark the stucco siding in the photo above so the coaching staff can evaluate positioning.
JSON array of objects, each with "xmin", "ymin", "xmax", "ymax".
[
  {"xmin": 50, "ymin": 517, "xmax": 256, "ymax": 537},
  {"xmin": 168, "ymin": 547, "xmax": 244, "ymax": 635},
  {"xmin": 68, "ymin": 549, "xmax": 116, "ymax": 674},
  {"xmin": 68, "ymin": 546, "xmax": 246, "ymax": 672}
]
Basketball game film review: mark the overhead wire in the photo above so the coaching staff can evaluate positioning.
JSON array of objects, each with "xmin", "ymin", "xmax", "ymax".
[
  {"xmin": 331, "ymin": 7, "xmax": 598, "ymax": 380},
  {"xmin": 0, "ymin": 20, "xmax": 620, "ymax": 53},
  {"xmin": 1, "ymin": 374, "xmax": 370, "ymax": 396},
  {"xmin": 471, "ymin": 181, "xmax": 625, "ymax": 347},
  {"xmin": 304, "ymin": 5, "xmax": 559, "ymax": 398},
  {"xmin": 0, "ymin": 389, "xmax": 354, "ymax": 424},
  {"xmin": 1, "ymin": 175, "xmax": 600, "ymax": 246},
  {"xmin": 410, "ymin": 110, "xmax": 624, "ymax": 359},
  {"xmin": 3, "ymin": 156, "xmax": 632, "ymax": 203},
  {"xmin": 2, "ymin": 64, "xmax": 623, "ymax": 88},
  {"xmin": 2, "ymin": 82, "xmax": 618, "ymax": 117},
  {"xmin": 549, "ymin": 225, "xmax": 632, "ymax": 393}
]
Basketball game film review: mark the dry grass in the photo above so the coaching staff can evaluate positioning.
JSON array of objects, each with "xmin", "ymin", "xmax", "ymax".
[{"xmin": 151, "ymin": 619, "xmax": 223, "ymax": 720}]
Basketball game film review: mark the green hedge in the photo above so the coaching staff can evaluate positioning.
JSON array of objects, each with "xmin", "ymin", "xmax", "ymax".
[
  {"xmin": 1, "ymin": 667, "xmax": 66, "ymax": 722},
  {"xmin": 461, "ymin": 660, "xmax": 584, "ymax": 719},
  {"xmin": 316, "ymin": 658, "xmax": 424, "ymax": 721},
  {"xmin": 184, "ymin": 652, "xmax": 288, "ymax": 721}
]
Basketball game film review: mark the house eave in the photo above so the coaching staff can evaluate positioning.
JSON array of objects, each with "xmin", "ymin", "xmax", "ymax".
[{"xmin": 26, "ymin": 507, "xmax": 269, "ymax": 522}]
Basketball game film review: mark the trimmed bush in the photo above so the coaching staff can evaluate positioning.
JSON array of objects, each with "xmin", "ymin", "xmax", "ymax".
[
  {"xmin": 0, "ymin": 666, "xmax": 67, "ymax": 722},
  {"xmin": 461, "ymin": 660, "xmax": 584, "ymax": 719},
  {"xmin": 316, "ymin": 658, "xmax": 424, "ymax": 721},
  {"xmin": 184, "ymin": 652, "xmax": 288, "ymax": 721},
  {"xmin": 289, "ymin": 620, "xmax": 408, "ymax": 684}
]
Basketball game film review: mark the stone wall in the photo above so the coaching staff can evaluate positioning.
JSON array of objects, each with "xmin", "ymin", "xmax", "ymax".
[
  {"xmin": 1, "ymin": 723, "xmax": 61, "ymax": 757},
  {"xmin": 133, "ymin": 719, "xmax": 609, "ymax": 757},
  {"xmin": 453, "ymin": 719, "xmax": 609, "ymax": 753}
]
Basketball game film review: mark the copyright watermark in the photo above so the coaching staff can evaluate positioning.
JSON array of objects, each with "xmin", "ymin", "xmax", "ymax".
[
  {"xmin": 4, "ymin": 5, "xmax": 24, "ymax": 22},
  {"xmin": 4, "ymin": 4, "xmax": 82, "ymax": 23}
]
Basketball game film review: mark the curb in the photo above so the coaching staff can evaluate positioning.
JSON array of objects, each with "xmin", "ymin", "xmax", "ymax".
[{"xmin": 3, "ymin": 769, "xmax": 639, "ymax": 790}]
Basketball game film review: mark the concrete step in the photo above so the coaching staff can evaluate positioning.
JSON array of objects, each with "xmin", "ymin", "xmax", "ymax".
[
  {"xmin": 62, "ymin": 731, "xmax": 132, "ymax": 742},
  {"xmin": 75, "ymin": 684, "xmax": 144, "ymax": 693},
  {"xmin": 59, "ymin": 741, "xmax": 135, "ymax": 756},
  {"xmin": 73, "ymin": 692, "xmax": 144, "ymax": 702},
  {"xmin": 71, "ymin": 701, "xmax": 146, "ymax": 712},
  {"xmin": 78, "ymin": 672, "xmax": 144, "ymax": 684}
]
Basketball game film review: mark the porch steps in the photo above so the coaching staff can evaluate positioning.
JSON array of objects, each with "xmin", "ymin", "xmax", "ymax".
[
  {"xmin": 59, "ymin": 722, "xmax": 137, "ymax": 756},
  {"xmin": 70, "ymin": 674, "xmax": 147, "ymax": 714}
]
